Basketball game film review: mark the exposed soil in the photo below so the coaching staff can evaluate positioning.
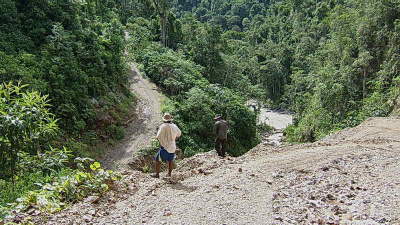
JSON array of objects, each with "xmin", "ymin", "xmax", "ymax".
[
  {"xmin": 35, "ymin": 117, "xmax": 400, "ymax": 224},
  {"xmin": 101, "ymin": 64, "xmax": 163, "ymax": 170}
]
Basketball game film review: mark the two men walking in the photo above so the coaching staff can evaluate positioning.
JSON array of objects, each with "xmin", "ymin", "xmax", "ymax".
[{"xmin": 152, "ymin": 113, "xmax": 228, "ymax": 178}]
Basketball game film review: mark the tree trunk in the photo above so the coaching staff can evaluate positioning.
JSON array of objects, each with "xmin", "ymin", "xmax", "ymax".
[
  {"xmin": 160, "ymin": 14, "xmax": 168, "ymax": 47},
  {"xmin": 363, "ymin": 69, "xmax": 367, "ymax": 99}
]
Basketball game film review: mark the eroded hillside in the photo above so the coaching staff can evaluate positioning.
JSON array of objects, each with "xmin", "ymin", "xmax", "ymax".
[{"xmin": 27, "ymin": 117, "xmax": 400, "ymax": 224}]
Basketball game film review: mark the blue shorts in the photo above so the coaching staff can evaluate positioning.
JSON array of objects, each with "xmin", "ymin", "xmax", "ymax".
[{"xmin": 154, "ymin": 147, "xmax": 175, "ymax": 162}]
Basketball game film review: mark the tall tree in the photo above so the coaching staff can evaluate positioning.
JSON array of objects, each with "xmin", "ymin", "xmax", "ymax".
[{"xmin": 146, "ymin": 0, "xmax": 171, "ymax": 47}]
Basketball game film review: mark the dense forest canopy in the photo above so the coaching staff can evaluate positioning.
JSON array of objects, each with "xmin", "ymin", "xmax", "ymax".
[
  {"xmin": 0, "ymin": 0, "xmax": 132, "ymax": 134},
  {"xmin": 0, "ymin": 0, "xmax": 133, "ymax": 217},
  {"xmin": 1, "ymin": 0, "xmax": 400, "ymax": 219},
  {"xmin": 123, "ymin": 0, "xmax": 400, "ymax": 142}
]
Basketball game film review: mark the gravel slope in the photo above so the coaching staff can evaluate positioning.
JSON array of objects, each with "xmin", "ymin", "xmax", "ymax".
[{"xmin": 36, "ymin": 117, "xmax": 400, "ymax": 224}]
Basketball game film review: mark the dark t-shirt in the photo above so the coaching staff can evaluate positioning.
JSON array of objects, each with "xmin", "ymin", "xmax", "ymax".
[{"xmin": 215, "ymin": 120, "xmax": 229, "ymax": 139}]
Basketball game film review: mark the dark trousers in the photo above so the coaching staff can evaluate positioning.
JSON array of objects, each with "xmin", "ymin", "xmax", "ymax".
[{"xmin": 215, "ymin": 138, "xmax": 227, "ymax": 157}]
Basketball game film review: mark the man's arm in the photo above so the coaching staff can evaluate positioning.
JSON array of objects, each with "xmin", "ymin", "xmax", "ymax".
[
  {"xmin": 156, "ymin": 124, "xmax": 163, "ymax": 140},
  {"xmin": 214, "ymin": 122, "xmax": 219, "ymax": 135},
  {"xmin": 175, "ymin": 124, "xmax": 182, "ymax": 138}
]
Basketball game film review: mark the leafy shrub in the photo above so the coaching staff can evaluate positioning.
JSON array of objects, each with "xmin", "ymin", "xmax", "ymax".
[
  {"xmin": 0, "ymin": 171, "xmax": 55, "ymax": 211},
  {"xmin": 172, "ymin": 86, "xmax": 259, "ymax": 156},
  {"xmin": 285, "ymin": 99, "xmax": 334, "ymax": 143},
  {"xmin": 257, "ymin": 123, "xmax": 274, "ymax": 134},
  {"xmin": 1, "ymin": 162, "xmax": 120, "ymax": 218},
  {"xmin": 138, "ymin": 43, "xmax": 206, "ymax": 95},
  {"xmin": 17, "ymin": 147, "xmax": 72, "ymax": 176},
  {"xmin": 0, "ymin": 82, "xmax": 59, "ymax": 180},
  {"xmin": 106, "ymin": 125, "xmax": 125, "ymax": 141},
  {"xmin": 0, "ymin": 146, "xmax": 71, "ymax": 212}
]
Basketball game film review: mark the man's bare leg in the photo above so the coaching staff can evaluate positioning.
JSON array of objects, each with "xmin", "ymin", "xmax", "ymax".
[
  {"xmin": 153, "ymin": 161, "xmax": 161, "ymax": 178},
  {"xmin": 167, "ymin": 161, "xmax": 173, "ymax": 177}
]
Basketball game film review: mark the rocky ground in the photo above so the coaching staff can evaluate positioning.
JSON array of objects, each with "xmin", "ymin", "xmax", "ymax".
[{"xmin": 28, "ymin": 117, "xmax": 400, "ymax": 224}]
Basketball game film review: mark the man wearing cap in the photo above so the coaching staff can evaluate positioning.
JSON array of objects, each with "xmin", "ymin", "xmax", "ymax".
[
  {"xmin": 214, "ymin": 115, "xmax": 229, "ymax": 157},
  {"xmin": 152, "ymin": 113, "xmax": 181, "ymax": 178}
]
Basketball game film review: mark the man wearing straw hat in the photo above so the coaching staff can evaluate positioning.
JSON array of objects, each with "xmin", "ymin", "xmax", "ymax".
[{"xmin": 152, "ymin": 113, "xmax": 181, "ymax": 178}]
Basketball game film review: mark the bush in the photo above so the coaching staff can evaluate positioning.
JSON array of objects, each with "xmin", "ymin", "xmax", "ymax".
[
  {"xmin": 0, "ymin": 82, "xmax": 59, "ymax": 180},
  {"xmin": 1, "ymin": 161, "xmax": 120, "ymax": 219},
  {"xmin": 138, "ymin": 43, "xmax": 206, "ymax": 96},
  {"xmin": 17, "ymin": 147, "xmax": 72, "ymax": 176},
  {"xmin": 0, "ymin": 171, "xmax": 54, "ymax": 210},
  {"xmin": 106, "ymin": 125, "xmax": 125, "ymax": 141},
  {"xmin": 0, "ymin": 146, "xmax": 72, "ymax": 212},
  {"xmin": 257, "ymin": 123, "xmax": 274, "ymax": 134}
]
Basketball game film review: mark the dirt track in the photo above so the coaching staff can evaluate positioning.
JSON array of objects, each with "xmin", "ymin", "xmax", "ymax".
[
  {"xmin": 102, "ymin": 64, "xmax": 163, "ymax": 170},
  {"xmin": 41, "ymin": 117, "xmax": 400, "ymax": 224}
]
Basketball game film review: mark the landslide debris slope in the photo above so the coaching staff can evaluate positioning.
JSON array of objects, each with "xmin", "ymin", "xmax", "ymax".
[{"xmin": 37, "ymin": 117, "xmax": 400, "ymax": 224}]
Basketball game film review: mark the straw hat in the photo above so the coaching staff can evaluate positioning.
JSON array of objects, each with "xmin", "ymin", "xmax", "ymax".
[
  {"xmin": 163, "ymin": 113, "xmax": 173, "ymax": 122},
  {"xmin": 214, "ymin": 115, "xmax": 222, "ymax": 120}
]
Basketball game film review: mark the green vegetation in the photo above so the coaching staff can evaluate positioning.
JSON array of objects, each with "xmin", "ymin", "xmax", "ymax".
[
  {"xmin": 0, "ymin": 82, "xmax": 58, "ymax": 180},
  {"xmin": 258, "ymin": 0, "xmax": 400, "ymax": 142},
  {"xmin": 0, "ymin": 0, "xmax": 134, "ymax": 142},
  {"xmin": 129, "ymin": 29, "xmax": 259, "ymax": 157},
  {"xmin": 2, "ymin": 0, "xmax": 400, "ymax": 220},
  {"xmin": 0, "ymin": 1, "xmax": 130, "ymax": 219},
  {"xmin": 0, "ymin": 159, "xmax": 120, "ymax": 218},
  {"xmin": 125, "ymin": 0, "xmax": 262, "ymax": 157},
  {"xmin": 0, "ymin": 84, "xmax": 120, "ymax": 219},
  {"xmin": 165, "ymin": 0, "xmax": 400, "ymax": 142}
]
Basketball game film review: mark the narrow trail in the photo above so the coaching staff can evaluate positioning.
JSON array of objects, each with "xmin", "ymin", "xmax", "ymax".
[{"xmin": 102, "ymin": 64, "xmax": 163, "ymax": 170}]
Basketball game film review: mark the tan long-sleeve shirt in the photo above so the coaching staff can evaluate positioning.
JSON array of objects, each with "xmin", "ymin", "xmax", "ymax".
[{"xmin": 157, "ymin": 123, "xmax": 181, "ymax": 153}]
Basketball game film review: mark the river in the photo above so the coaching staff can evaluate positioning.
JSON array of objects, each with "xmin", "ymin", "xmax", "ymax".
[{"xmin": 258, "ymin": 108, "xmax": 293, "ymax": 146}]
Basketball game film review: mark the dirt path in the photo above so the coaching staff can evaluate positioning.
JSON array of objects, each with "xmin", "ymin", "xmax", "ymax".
[
  {"xmin": 102, "ymin": 64, "xmax": 163, "ymax": 170},
  {"xmin": 41, "ymin": 117, "xmax": 400, "ymax": 224}
]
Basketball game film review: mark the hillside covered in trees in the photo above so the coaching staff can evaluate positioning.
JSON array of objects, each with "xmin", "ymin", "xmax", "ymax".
[
  {"xmin": 124, "ymin": 0, "xmax": 400, "ymax": 145},
  {"xmin": 1, "ymin": 0, "xmax": 134, "ymax": 219},
  {"xmin": 164, "ymin": 0, "xmax": 400, "ymax": 142},
  {"xmin": 1, "ymin": 0, "xmax": 400, "ymax": 221}
]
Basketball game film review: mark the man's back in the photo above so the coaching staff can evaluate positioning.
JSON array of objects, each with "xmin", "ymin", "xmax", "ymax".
[
  {"xmin": 215, "ymin": 120, "xmax": 229, "ymax": 139},
  {"xmin": 157, "ymin": 123, "xmax": 181, "ymax": 153}
]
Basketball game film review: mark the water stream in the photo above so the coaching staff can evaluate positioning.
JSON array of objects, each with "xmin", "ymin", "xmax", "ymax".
[{"xmin": 258, "ymin": 108, "xmax": 293, "ymax": 146}]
